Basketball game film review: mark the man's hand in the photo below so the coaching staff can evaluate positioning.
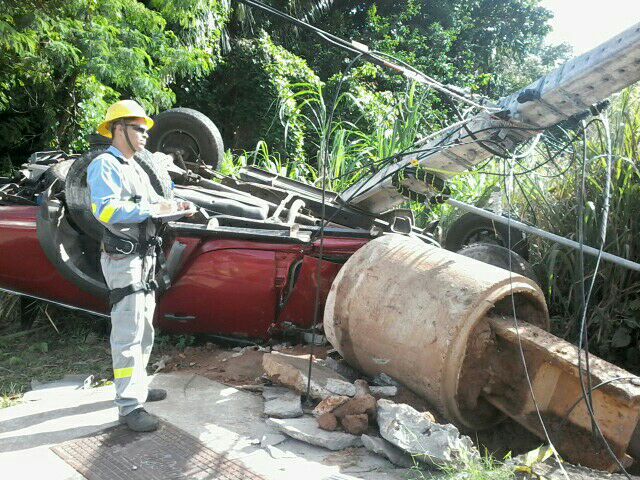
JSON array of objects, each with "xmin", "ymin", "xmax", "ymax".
[
  {"xmin": 151, "ymin": 201, "xmax": 177, "ymax": 216},
  {"xmin": 177, "ymin": 201, "xmax": 196, "ymax": 217}
]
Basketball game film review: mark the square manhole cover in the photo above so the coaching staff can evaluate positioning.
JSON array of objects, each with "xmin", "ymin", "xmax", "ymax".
[{"xmin": 51, "ymin": 420, "xmax": 265, "ymax": 480}]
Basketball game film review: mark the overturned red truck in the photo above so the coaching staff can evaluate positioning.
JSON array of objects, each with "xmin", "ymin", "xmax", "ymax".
[{"xmin": 0, "ymin": 108, "xmax": 447, "ymax": 340}]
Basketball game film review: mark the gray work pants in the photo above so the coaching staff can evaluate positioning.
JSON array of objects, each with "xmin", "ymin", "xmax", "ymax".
[{"xmin": 101, "ymin": 252, "xmax": 156, "ymax": 416}]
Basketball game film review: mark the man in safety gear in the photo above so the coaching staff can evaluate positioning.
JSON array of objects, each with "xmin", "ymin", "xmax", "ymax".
[{"xmin": 88, "ymin": 99, "xmax": 192, "ymax": 432}]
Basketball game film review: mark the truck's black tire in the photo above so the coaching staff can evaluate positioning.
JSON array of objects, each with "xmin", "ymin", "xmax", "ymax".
[
  {"xmin": 147, "ymin": 108, "xmax": 224, "ymax": 170},
  {"xmin": 64, "ymin": 149, "xmax": 174, "ymax": 241},
  {"xmin": 41, "ymin": 160, "xmax": 74, "ymax": 193},
  {"xmin": 443, "ymin": 212, "xmax": 529, "ymax": 259},
  {"xmin": 457, "ymin": 242, "xmax": 539, "ymax": 284},
  {"xmin": 37, "ymin": 195, "xmax": 108, "ymax": 299}
]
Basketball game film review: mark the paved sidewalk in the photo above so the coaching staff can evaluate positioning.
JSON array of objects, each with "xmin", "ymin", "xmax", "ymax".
[{"xmin": 0, "ymin": 372, "xmax": 410, "ymax": 479}]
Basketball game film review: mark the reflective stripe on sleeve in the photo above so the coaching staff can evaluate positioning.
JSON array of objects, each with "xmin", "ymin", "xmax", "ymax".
[
  {"xmin": 91, "ymin": 203, "xmax": 97, "ymax": 214},
  {"xmin": 98, "ymin": 204, "xmax": 118, "ymax": 223},
  {"xmin": 114, "ymin": 367, "xmax": 133, "ymax": 379}
]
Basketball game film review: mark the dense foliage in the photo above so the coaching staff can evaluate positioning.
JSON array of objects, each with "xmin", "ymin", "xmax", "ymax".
[
  {"xmin": 1, "ymin": 0, "xmax": 566, "ymax": 170},
  {"xmin": 176, "ymin": 32, "xmax": 321, "ymax": 163},
  {"xmin": 0, "ymin": 0, "xmax": 226, "ymax": 160}
]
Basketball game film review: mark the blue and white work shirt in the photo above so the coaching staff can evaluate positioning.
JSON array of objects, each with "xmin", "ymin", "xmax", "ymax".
[{"xmin": 87, "ymin": 146, "xmax": 163, "ymax": 242}]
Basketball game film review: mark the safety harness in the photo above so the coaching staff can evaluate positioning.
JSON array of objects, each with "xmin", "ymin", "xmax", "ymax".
[{"xmin": 100, "ymin": 152, "xmax": 171, "ymax": 305}]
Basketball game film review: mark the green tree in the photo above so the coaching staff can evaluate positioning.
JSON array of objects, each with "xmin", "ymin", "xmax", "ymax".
[
  {"xmin": 0, "ymin": 0, "xmax": 227, "ymax": 163},
  {"xmin": 176, "ymin": 31, "xmax": 321, "ymax": 163}
]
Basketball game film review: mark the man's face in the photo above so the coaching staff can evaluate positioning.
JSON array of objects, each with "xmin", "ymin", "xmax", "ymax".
[{"xmin": 117, "ymin": 117, "xmax": 149, "ymax": 151}]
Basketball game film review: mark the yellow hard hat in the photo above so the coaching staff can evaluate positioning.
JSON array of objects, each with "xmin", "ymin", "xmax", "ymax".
[{"xmin": 97, "ymin": 100, "xmax": 154, "ymax": 138}]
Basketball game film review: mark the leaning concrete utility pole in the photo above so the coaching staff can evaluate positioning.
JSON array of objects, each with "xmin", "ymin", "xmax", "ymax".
[
  {"xmin": 325, "ymin": 235, "xmax": 640, "ymax": 472},
  {"xmin": 342, "ymin": 22, "xmax": 640, "ymax": 213}
]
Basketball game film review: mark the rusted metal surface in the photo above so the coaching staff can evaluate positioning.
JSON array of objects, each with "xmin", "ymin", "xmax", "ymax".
[
  {"xmin": 324, "ymin": 234, "xmax": 640, "ymax": 471},
  {"xmin": 51, "ymin": 421, "xmax": 265, "ymax": 480},
  {"xmin": 324, "ymin": 234, "xmax": 548, "ymax": 429},
  {"xmin": 485, "ymin": 316, "xmax": 640, "ymax": 472}
]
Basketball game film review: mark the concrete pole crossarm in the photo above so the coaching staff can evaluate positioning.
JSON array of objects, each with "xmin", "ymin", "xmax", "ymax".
[
  {"xmin": 448, "ymin": 198, "xmax": 640, "ymax": 273},
  {"xmin": 343, "ymin": 22, "xmax": 640, "ymax": 214}
]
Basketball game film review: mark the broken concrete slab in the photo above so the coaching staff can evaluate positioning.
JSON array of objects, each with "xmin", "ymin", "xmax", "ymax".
[
  {"xmin": 263, "ymin": 352, "xmax": 348, "ymax": 399},
  {"xmin": 313, "ymin": 395, "xmax": 350, "ymax": 417},
  {"xmin": 260, "ymin": 433, "xmax": 287, "ymax": 448},
  {"xmin": 369, "ymin": 386, "xmax": 397, "ymax": 397},
  {"xmin": 326, "ymin": 379, "xmax": 356, "ymax": 397},
  {"xmin": 361, "ymin": 434, "xmax": 413, "ymax": 468},
  {"xmin": 376, "ymin": 399, "xmax": 477, "ymax": 467},
  {"xmin": 262, "ymin": 386, "xmax": 292, "ymax": 400},
  {"xmin": 323, "ymin": 357, "xmax": 359, "ymax": 383},
  {"xmin": 267, "ymin": 417, "xmax": 363, "ymax": 451},
  {"xmin": 263, "ymin": 391, "xmax": 303, "ymax": 419}
]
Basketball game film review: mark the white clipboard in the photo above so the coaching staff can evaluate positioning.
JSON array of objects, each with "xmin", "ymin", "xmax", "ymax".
[{"xmin": 151, "ymin": 207, "xmax": 198, "ymax": 221}]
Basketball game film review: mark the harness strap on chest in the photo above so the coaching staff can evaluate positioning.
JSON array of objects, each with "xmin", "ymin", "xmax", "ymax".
[{"xmin": 100, "ymin": 151, "xmax": 172, "ymax": 304}]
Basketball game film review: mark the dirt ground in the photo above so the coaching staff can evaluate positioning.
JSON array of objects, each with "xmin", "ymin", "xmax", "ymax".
[{"xmin": 159, "ymin": 343, "xmax": 330, "ymax": 386}]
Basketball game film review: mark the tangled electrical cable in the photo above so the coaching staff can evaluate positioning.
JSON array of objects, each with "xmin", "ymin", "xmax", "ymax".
[
  {"xmin": 501, "ymin": 110, "xmax": 632, "ymax": 478},
  {"xmin": 502, "ymin": 161, "xmax": 571, "ymax": 480},
  {"xmin": 573, "ymin": 114, "xmax": 631, "ymax": 477},
  {"xmin": 235, "ymin": 6, "xmax": 635, "ymax": 473}
]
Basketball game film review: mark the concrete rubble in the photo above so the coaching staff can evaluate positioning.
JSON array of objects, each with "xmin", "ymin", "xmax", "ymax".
[
  {"xmin": 267, "ymin": 417, "xmax": 363, "ymax": 450},
  {"xmin": 259, "ymin": 351, "xmax": 482, "ymax": 470},
  {"xmin": 372, "ymin": 373, "xmax": 401, "ymax": 388},
  {"xmin": 322, "ymin": 356, "xmax": 359, "ymax": 382},
  {"xmin": 340, "ymin": 414, "xmax": 368, "ymax": 435},
  {"xmin": 260, "ymin": 432, "xmax": 287, "ymax": 448},
  {"xmin": 313, "ymin": 395, "xmax": 350, "ymax": 417},
  {"xmin": 332, "ymin": 394, "xmax": 376, "ymax": 421},
  {"xmin": 361, "ymin": 434, "xmax": 414, "ymax": 468},
  {"xmin": 369, "ymin": 386, "xmax": 397, "ymax": 397},
  {"xmin": 376, "ymin": 399, "xmax": 478, "ymax": 467},
  {"xmin": 326, "ymin": 378, "xmax": 356, "ymax": 397},
  {"xmin": 317, "ymin": 412, "xmax": 339, "ymax": 431},
  {"xmin": 262, "ymin": 386, "xmax": 303, "ymax": 418},
  {"xmin": 258, "ymin": 354, "xmax": 481, "ymax": 472},
  {"xmin": 262, "ymin": 352, "xmax": 348, "ymax": 399}
]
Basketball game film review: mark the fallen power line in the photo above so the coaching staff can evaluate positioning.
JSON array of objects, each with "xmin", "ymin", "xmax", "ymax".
[{"xmin": 447, "ymin": 198, "xmax": 640, "ymax": 273}]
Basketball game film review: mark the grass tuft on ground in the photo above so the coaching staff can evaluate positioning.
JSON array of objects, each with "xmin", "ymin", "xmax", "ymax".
[
  {"xmin": 411, "ymin": 449, "xmax": 515, "ymax": 480},
  {"xmin": 0, "ymin": 296, "xmax": 114, "ymax": 408}
]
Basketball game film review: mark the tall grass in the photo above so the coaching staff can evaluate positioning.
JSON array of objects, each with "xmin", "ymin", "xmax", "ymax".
[
  {"xmin": 512, "ymin": 88, "xmax": 640, "ymax": 367},
  {"xmin": 229, "ymin": 81, "xmax": 432, "ymax": 192}
]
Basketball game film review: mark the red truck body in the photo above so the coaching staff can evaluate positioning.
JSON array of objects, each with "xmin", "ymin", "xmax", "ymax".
[{"xmin": 0, "ymin": 206, "xmax": 367, "ymax": 339}]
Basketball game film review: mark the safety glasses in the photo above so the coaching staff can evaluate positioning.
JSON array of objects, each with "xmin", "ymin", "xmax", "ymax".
[{"xmin": 124, "ymin": 124, "xmax": 149, "ymax": 135}]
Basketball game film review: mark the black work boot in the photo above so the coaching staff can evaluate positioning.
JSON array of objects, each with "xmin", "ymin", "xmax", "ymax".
[
  {"xmin": 120, "ymin": 408, "xmax": 159, "ymax": 432},
  {"xmin": 146, "ymin": 388, "xmax": 167, "ymax": 402}
]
